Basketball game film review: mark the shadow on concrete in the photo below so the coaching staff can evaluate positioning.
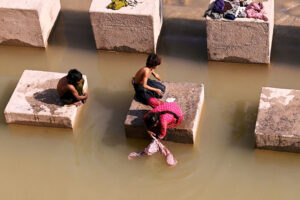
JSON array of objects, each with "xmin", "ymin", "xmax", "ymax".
[
  {"xmin": 157, "ymin": 18, "xmax": 207, "ymax": 62},
  {"xmin": 48, "ymin": 10, "xmax": 96, "ymax": 51},
  {"xmin": 33, "ymin": 89, "xmax": 63, "ymax": 106},
  {"xmin": 271, "ymin": 24, "xmax": 300, "ymax": 67},
  {"xmin": 127, "ymin": 109, "xmax": 149, "ymax": 126}
]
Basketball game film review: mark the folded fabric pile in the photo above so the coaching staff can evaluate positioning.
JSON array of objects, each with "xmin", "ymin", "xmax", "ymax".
[{"xmin": 205, "ymin": 0, "xmax": 267, "ymax": 21}]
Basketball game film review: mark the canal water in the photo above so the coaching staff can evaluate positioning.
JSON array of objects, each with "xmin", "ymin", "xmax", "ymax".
[{"xmin": 0, "ymin": 0, "xmax": 299, "ymax": 199}]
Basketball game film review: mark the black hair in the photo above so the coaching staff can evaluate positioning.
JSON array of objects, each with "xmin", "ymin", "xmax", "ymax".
[
  {"xmin": 146, "ymin": 53, "xmax": 161, "ymax": 68},
  {"xmin": 144, "ymin": 111, "xmax": 179, "ymax": 129},
  {"xmin": 66, "ymin": 69, "xmax": 82, "ymax": 85}
]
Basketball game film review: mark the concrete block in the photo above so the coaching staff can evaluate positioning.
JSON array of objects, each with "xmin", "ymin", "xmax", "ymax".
[
  {"xmin": 4, "ymin": 70, "xmax": 88, "ymax": 128},
  {"xmin": 89, "ymin": 0, "xmax": 163, "ymax": 53},
  {"xmin": 124, "ymin": 82, "xmax": 204, "ymax": 144},
  {"xmin": 0, "ymin": 0, "xmax": 61, "ymax": 47},
  {"xmin": 255, "ymin": 87, "xmax": 300, "ymax": 153},
  {"xmin": 206, "ymin": 0, "xmax": 274, "ymax": 64}
]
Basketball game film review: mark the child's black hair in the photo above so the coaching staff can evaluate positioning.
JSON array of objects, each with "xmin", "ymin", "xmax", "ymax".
[
  {"xmin": 66, "ymin": 69, "xmax": 82, "ymax": 85},
  {"xmin": 146, "ymin": 53, "xmax": 161, "ymax": 68}
]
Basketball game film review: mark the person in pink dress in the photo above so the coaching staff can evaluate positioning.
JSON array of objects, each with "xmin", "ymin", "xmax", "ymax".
[
  {"xmin": 128, "ymin": 98, "xmax": 183, "ymax": 166},
  {"xmin": 144, "ymin": 98, "xmax": 183, "ymax": 140}
]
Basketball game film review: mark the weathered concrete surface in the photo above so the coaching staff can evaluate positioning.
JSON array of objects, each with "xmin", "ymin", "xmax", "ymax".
[
  {"xmin": 206, "ymin": 0, "xmax": 274, "ymax": 64},
  {"xmin": 0, "ymin": 0, "xmax": 61, "ymax": 47},
  {"xmin": 89, "ymin": 0, "xmax": 163, "ymax": 53},
  {"xmin": 124, "ymin": 82, "xmax": 204, "ymax": 144},
  {"xmin": 255, "ymin": 87, "xmax": 300, "ymax": 153},
  {"xmin": 4, "ymin": 70, "xmax": 88, "ymax": 128}
]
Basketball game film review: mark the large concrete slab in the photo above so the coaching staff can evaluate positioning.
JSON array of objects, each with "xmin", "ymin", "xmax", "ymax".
[
  {"xmin": 206, "ymin": 0, "xmax": 274, "ymax": 64},
  {"xmin": 255, "ymin": 87, "xmax": 300, "ymax": 153},
  {"xmin": 0, "ymin": 0, "xmax": 61, "ymax": 47},
  {"xmin": 124, "ymin": 82, "xmax": 204, "ymax": 144},
  {"xmin": 89, "ymin": 0, "xmax": 163, "ymax": 53},
  {"xmin": 4, "ymin": 70, "xmax": 88, "ymax": 128}
]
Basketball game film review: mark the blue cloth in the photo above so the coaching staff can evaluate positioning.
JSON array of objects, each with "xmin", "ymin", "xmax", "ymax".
[
  {"xmin": 213, "ymin": 0, "xmax": 225, "ymax": 13},
  {"xmin": 224, "ymin": 13, "xmax": 236, "ymax": 20}
]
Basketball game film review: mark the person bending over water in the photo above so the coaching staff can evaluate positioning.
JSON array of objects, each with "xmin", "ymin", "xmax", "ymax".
[
  {"xmin": 128, "ymin": 98, "xmax": 183, "ymax": 166},
  {"xmin": 144, "ymin": 99, "xmax": 183, "ymax": 140},
  {"xmin": 133, "ymin": 53, "xmax": 166, "ymax": 106},
  {"xmin": 57, "ymin": 69, "xmax": 88, "ymax": 106}
]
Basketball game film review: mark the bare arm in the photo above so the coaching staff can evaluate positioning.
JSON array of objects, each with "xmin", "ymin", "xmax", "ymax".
[
  {"xmin": 152, "ymin": 70, "xmax": 162, "ymax": 81},
  {"xmin": 68, "ymin": 85, "xmax": 88, "ymax": 101},
  {"xmin": 141, "ymin": 70, "xmax": 163, "ymax": 95}
]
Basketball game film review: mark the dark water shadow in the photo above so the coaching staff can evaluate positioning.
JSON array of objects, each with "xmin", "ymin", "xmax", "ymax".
[
  {"xmin": 271, "ymin": 25, "xmax": 300, "ymax": 67},
  {"xmin": 93, "ymin": 88, "xmax": 133, "ymax": 147},
  {"xmin": 48, "ymin": 10, "xmax": 96, "ymax": 51},
  {"xmin": 229, "ymin": 100, "xmax": 258, "ymax": 150},
  {"xmin": 157, "ymin": 18, "xmax": 207, "ymax": 62},
  {"xmin": 0, "ymin": 80, "xmax": 18, "ymax": 126},
  {"xmin": 33, "ymin": 89, "xmax": 63, "ymax": 106}
]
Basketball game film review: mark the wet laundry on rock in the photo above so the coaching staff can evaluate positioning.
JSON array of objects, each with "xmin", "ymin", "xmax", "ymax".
[
  {"xmin": 205, "ymin": 0, "xmax": 264, "ymax": 20},
  {"xmin": 245, "ymin": 2, "xmax": 268, "ymax": 21},
  {"xmin": 108, "ymin": 0, "xmax": 128, "ymax": 10},
  {"xmin": 107, "ymin": 0, "xmax": 143, "ymax": 10}
]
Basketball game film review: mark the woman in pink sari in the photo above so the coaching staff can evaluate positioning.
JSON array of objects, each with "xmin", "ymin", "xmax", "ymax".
[{"xmin": 128, "ymin": 98, "xmax": 183, "ymax": 166}]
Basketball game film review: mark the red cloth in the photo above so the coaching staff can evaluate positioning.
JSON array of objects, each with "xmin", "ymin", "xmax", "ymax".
[{"xmin": 143, "ymin": 101, "xmax": 183, "ymax": 139}]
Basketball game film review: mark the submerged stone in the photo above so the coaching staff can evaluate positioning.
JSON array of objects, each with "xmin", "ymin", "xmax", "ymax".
[
  {"xmin": 205, "ymin": 0, "xmax": 274, "ymax": 64},
  {"xmin": 255, "ymin": 87, "xmax": 300, "ymax": 153},
  {"xmin": 124, "ymin": 82, "xmax": 204, "ymax": 144},
  {"xmin": 89, "ymin": 0, "xmax": 163, "ymax": 53},
  {"xmin": 4, "ymin": 70, "xmax": 88, "ymax": 129},
  {"xmin": 0, "ymin": 0, "xmax": 61, "ymax": 48}
]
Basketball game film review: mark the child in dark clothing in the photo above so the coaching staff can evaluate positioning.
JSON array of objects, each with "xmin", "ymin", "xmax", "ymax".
[
  {"xmin": 133, "ymin": 53, "xmax": 165, "ymax": 106},
  {"xmin": 57, "ymin": 69, "xmax": 88, "ymax": 106}
]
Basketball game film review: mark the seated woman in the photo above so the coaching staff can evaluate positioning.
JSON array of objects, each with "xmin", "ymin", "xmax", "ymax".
[
  {"xmin": 143, "ymin": 98, "xmax": 183, "ymax": 139},
  {"xmin": 57, "ymin": 69, "xmax": 88, "ymax": 106},
  {"xmin": 133, "ymin": 53, "xmax": 165, "ymax": 106}
]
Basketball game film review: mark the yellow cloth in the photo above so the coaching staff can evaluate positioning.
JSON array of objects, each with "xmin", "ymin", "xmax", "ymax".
[{"xmin": 108, "ymin": 0, "xmax": 128, "ymax": 10}]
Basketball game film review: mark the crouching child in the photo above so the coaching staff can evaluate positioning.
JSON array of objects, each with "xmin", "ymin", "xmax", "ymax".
[{"xmin": 57, "ymin": 69, "xmax": 88, "ymax": 106}]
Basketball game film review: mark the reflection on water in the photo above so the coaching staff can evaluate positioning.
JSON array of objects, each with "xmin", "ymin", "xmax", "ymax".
[{"xmin": 0, "ymin": 0, "xmax": 300, "ymax": 199}]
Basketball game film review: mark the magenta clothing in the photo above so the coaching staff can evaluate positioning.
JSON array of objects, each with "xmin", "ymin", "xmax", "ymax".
[
  {"xmin": 245, "ymin": 2, "xmax": 268, "ymax": 21},
  {"xmin": 143, "ymin": 101, "xmax": 183, "ymax": 139}
]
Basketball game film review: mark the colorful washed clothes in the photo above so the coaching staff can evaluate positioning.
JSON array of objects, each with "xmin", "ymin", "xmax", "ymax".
[
  {"xmin": 60, "ymin": 79, "xmax": 84, "ymax": 104},
  {"xmin": 143, "ymin": 102, "xmax": 183, "ymax": 139},
  {"xmin": 204, "ymin": 0, "xmax": 248, "ymax": 19},
  {"xmin": 128, "ymin": 134, "xmax": 178, "ymax": 166},
  {"xmin": 132, "ymin": 78, "xmax": 165, "ymax": 106},
  {"xmin": 245, "ymin": 2, "xmax": 268, "ymax": 21},
  {"xmin": 107, "ymin": 0, "xmax": 128, "ymax": 10}
]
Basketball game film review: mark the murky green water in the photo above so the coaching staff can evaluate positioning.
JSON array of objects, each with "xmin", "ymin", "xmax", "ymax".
[{"xmin": 0, "ymin": 0, "xmax": 300, "ymax": 199}]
